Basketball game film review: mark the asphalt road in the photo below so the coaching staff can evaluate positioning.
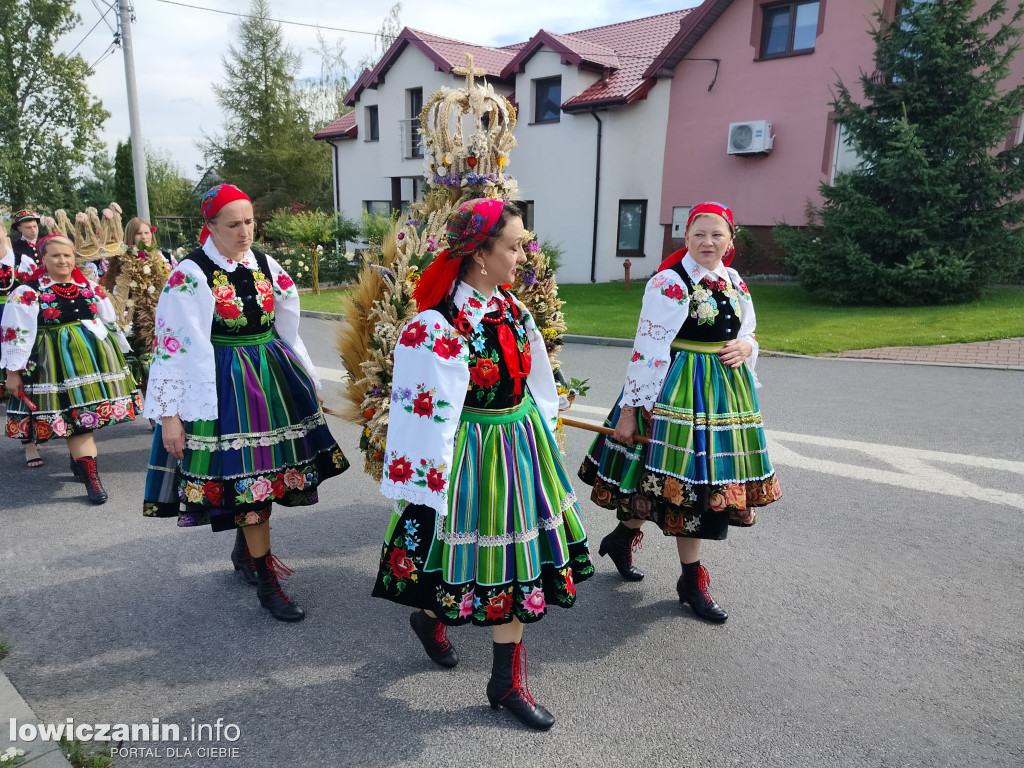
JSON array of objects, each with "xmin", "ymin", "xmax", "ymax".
[{"xmin": 1, "ymin": 317, "xmax": 1022, "ymax": 768}]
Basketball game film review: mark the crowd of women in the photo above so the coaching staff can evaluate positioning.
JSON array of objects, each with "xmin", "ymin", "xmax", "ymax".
[{"xmin": 0, "ymin": 189, "xmax": 781, "ymax": 731}]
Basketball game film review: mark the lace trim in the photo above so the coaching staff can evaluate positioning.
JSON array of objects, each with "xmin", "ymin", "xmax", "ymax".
[
  {"xmin": 179, "ymin": 447, "xmax": 339, "ymax": 482},
  {"xmin": 643, "ymin": 464, "xmax": 777, "ymax": 485},
  {"xmin": 25, "ymin": 369, "xmax": 131, "ymax": 393},
  {"xmin": 185, "ymin": 412, "xmax": 328, "ymax": 451},
  {"xmin": 646, "ymin": 439, "xmax": 770, "ymax": 459},
  {"xmin": 436, "ymin": 511, "xmax": 565, "ymax": 547},
  {"xmin": 144, "ymin": 377, "xmax": 218, "ymax": 421},
  {"xmin": 559, "ymin": 491, "xmax": 578, "ymax": 513}
]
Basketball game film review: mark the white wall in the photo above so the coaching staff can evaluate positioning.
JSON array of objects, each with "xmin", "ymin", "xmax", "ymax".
[
  {"xmin": 510, "ymin": 47, "xmax": 671, "ymax": 284},
  {"xmin": 331, "ymin": 42, "xmax": 672, "ymax": 284}
]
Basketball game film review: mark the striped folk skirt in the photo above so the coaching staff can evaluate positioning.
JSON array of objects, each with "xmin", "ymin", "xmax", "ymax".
[
  {"xmin": 372, "ymin": 396, "xmax": 594, "ymax": 626},
  {"xmin": 579, "ymin": 339, "xmax": 781, "ymax": 540},
  {"xmin": 143, "ymin": 331, "xmax": 349, "ymax": 531},
  {"xmin": 4, "ymin": 321, "xmax": 140, "ymax": 442}
]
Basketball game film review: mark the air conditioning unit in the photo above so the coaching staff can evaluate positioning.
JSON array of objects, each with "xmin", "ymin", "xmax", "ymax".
[{"xmin": 727, "ymin": 120, "xmax": 773, "ymax": 155}]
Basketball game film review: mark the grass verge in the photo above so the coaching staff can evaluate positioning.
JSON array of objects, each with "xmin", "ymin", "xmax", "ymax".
[
  {"xmin": 557, "ymin": 283, "xmax": 1024, "ymax": 355},
  {"xmin": 298, "ymin": 287, "xmax": 350, "ymax": 315}
]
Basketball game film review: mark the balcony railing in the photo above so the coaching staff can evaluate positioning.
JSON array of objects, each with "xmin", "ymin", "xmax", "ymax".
[{"xmin": 398, "ymin": 118, "xmax": 424, "ymax": 160}]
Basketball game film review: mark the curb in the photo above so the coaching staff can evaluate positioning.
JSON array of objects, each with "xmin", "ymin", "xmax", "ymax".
[{"xmin": 0, "ymin": 670, "xmax": 74, "ymax": 767}]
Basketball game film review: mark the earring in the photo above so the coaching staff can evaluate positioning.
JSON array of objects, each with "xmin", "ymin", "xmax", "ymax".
[{"xmin": 481, "ymin": 266, "xmax": 488, "ymax": 276}]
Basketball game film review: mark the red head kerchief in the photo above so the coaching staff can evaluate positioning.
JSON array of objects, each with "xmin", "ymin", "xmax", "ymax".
[
  {"xmin": 658, "ymin": 201, "xmax": 736, "ymax": 271},
  {"xmin": 198, "ymin": 184, "xmax": 251, "ymax": 245},
  {"xmin": 412, "ymin": 198, "xmax": 506, "ymax": 310},
  {"xmin": 29, "ymin": 234, "xmax": 89, "ymax": 284}
]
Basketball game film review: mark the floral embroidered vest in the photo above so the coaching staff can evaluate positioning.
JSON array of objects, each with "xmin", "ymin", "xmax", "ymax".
[
  {"xmin": 436, "ymin": 291, "xmax": 532, "ymax": 411},
  {"xmin": 0, "ymin": 263, "xmax": 23, "ymax": 300},
  {"xmin": 670, "ymin": 265, "xmax": 742, "ymax": 343},
  {"xmin": 23, "ymin": 281, "xmax": 101, "ymax": 326},
  {"xmin": 182, "ymin": 248, "xmax": 276, "ymax": 336}
]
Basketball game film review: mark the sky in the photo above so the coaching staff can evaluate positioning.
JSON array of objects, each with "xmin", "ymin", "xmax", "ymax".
[{"xmin": 69, "ymin": 0, "xmax": 701, "ymax": 181}]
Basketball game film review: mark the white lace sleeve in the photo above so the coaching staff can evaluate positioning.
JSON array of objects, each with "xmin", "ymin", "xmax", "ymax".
[
  {"xmin": 143, "ymin": 260, "xmax": 218, "ymax": 420},
  {"xmin": 0, "ymin": 285, "xmax": 39, "ymax": 372},
  {"xmin": 727, "ymin": 267, "xmax": 761, "ymax": 387},
  {"xmin": 266, "ymin": 254, "xmax": 320, "ymax": 390},
  {"xmin": 620, "ymin": 270, "xmax": 689, "ymax": 409},
  {"xmin": 380, "ymin": 310, "xmax": 470, "ymax": 516}
]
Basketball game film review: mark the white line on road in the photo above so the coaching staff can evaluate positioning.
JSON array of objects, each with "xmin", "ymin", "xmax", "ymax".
[{"xmin": 560, "ymin": 412, "xmax": 1024, "ymax": 511}]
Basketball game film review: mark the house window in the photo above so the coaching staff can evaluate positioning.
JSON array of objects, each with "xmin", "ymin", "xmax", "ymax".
[
  {"xmin": 534, "ymin": 77, "xmax": 561, "ymax": 123},
  {"xmin": 616, "ymin": 200, "xmax": 647, "ymax": 257},
  {"xmin": 364, "ymin": 200, "xmax": 391, "ymax": 217},
  {"xmin": 366, "ymin": 106, "xmax": 379, "ymax": 142},
  {"xmin": 514, "ymin": 200, "xmax": 535, "ymax": 231},
  {"xmin": 760, "ymin": 1, "xmax": 820, "ymax": 58},
  {"xmin": 408, "ymin": 88, "xmax": 424, "ymax": 158},
  {"xmin": 830, "ymin": 123, "xmax": 861, "ymax": 183}
]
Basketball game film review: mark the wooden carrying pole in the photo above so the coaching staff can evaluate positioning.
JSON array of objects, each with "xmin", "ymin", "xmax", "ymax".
[{"xmin": 559, "ymin": 416, "xmax": 650, "ymax": 444}]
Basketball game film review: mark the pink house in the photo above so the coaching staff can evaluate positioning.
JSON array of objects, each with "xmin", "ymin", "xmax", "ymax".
[{"xmin": 655, "ymin": 0, "xmax": 1024, "ymax": 270}]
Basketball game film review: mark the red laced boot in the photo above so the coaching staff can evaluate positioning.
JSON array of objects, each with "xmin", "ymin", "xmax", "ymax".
[
  {"xmin": 230, "ymin": 528, "xmax": 258, "ymax": 586},
  {"xmin": 74, "ymin": 456, "xmax": 108, "ymax": 504},
  {"xmin": 486, "ymin": 642, "xmax": 555, "ymax": 730},
  {"xmin": 677, "ymin": 561, "xmax": 728, "ymax": 623},
  {"xmin": 409, "ymin": 610, "xmax": 458, "ymax": 668},
  {"xmin": 598, "ymin": 522, "xmax": 645, "ymax": 581},
  {"xmin": 253, "ymin": 552, "xmax": 304, "ymax": 622}
]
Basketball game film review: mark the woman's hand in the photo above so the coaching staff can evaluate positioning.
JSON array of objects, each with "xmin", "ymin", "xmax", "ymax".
[
  {"xmin": 5, "ymin": 370, "xmax": 22, "ymax": 397},
  {"xmin": 718, "ymin": 339, "xmax": 752, "ymax": 369},
  {"xmin": 161, "ymin": 415, "xmax": 186, "ymax": 460},
  {"xmin": 614, "ymin": 406, "xmax": 639, "ymax": 446}
]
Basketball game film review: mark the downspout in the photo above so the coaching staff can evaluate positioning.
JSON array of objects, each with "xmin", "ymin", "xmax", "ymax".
[
  {"xmin": 332, "ymin": 141, "xmax": 341, "ymax": 213},
  {"xmin": 590, "ymin": 110, "xmax": 603, "ymax": 283}
]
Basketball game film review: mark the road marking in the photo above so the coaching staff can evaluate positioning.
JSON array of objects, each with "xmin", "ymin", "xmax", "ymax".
[
  {"xmin": 560, "ymin": 413, "xmax": 1024, "ymax": 511},
  {"xmin": 317, "ymin": 366, "xmax": 348, "ymax": 383}
]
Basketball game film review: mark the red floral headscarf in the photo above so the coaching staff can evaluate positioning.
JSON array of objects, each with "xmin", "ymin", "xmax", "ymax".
[
  {"xmin": 659, "ymin": 201, "xmax": 736, "ymax": 271},
  {"xmin": 412, "ymin": 198, "xmax": 506, "ymax": 309},
  {"xmin": 198, "ymin": 184, "xmax": 251, "ymax": 245}
]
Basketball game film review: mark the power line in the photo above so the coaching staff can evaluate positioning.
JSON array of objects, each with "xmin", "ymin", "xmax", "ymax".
[
  {"xmin": 150, "ymin": 0, "xmax": 699, "ymax": 65},
  {"xmin": 67, "ymin": 5, "xmax": 116, "ymax": 57},
  {"xmin": 153, "ymin": 0, "xmax": 380, "ymax": 37}
]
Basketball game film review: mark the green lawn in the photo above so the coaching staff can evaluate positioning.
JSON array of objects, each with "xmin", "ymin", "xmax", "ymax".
[
  {"xmin": 299, "ymin": 287, "xmax": 351, "ymax": 314},
  {"xmin": 557, "ymin": 282, "xmax": 1024, "ymax": 355}
]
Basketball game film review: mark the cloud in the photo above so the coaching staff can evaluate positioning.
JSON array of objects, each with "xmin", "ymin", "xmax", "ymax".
[{"xmin": 69, "ymin": 0, "xmax": 696, "ymax": 180}]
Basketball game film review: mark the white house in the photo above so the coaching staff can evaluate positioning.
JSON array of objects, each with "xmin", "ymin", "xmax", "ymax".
[{"xmin": 315, "ymin": 10, "xmax": 696, "ymax": 284}]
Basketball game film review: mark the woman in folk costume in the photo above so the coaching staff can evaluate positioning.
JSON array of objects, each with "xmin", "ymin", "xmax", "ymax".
[
  {"xmin": 1, "ymin": 219, "xmax": 40, "ymax": 465},
  {"xmin": 579, "ymin": 202, "xmax": 781, "ymax": 623},
  {"xmin": 142, "ymin": 185, "xmax": 349, "ymax": 623},
  {"xmin": 372, "ymin": 198, "xmax": 593, "ymax": 731},
  {"xmin": 1, "ymin": 235, "xmax": 140, "ymax": 501}
]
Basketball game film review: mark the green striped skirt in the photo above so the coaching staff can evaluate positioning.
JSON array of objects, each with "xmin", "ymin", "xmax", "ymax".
[
  {"xmin": 579, "ymin": 339, "xmax": 781, "ymax": 540},
  {"xmin": 372, "ymin": 396, "xmax": 594, "ymax": 626},
  {"xmin": 4, "ymin": 321, "xmax": 140, "ymax": 442}
]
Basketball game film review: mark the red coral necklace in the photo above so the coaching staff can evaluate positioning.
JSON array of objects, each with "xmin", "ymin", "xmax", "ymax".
[{"xmin": 51, "ymin": 282, "xmax": 80, "ymax": 300}]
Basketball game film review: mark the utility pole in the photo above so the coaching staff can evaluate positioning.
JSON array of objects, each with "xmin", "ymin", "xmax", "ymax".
[{"xmin": 118, "ymin": 0, "xmax": 150, "ymax": 221}]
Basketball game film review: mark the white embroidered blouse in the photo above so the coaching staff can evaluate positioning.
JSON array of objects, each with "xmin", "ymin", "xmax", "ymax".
[
  {"xmin": 143, "ymin": 239, "xmax": 318, "ymax": 422},
  {"xmin": 379, "ymin": 281, "xmax": 560, "ymax": 515},
  {"xmin": 0, "ymin": 275, "xmax": 130, "ymax": 372},
  {"xmin": 620, "ymin": 253, "xmax": 760, "ymax": 410}
]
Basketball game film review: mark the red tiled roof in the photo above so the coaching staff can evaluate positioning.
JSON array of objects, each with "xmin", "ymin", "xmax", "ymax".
[
  {"xmin": 343, "ymin": 27, "xmax": 516, "ymax": 107},
  {"xmin": 503, "ymin": 30, "xmax": 621, "ymax": 74},
  {"xmin": 314, "ymin": 110, "xmax": 357, "ymax": 141},
  {"xmin": 559, "ymin": 9, "xmax": 696, "ymax": 111}
]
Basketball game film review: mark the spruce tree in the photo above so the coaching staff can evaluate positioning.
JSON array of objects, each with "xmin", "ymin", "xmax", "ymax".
[
  {"xmin": 775, "ymin": 0, "xmax": 1024, "ymax": 305},
  {"xmin": 202, "ymin": 0, "xmax": 331, "ymax": 212}
]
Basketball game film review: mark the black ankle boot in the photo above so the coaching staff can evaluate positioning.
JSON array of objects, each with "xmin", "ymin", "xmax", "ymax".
[
  {"xmin": 230, "ymin": 528, "xmax": 259, "ymax": 586},
  {"xmin": 486, "ymin": 642, "xmax": 555, "ymax": 730},
  {"xmin": 253, "ymin": 552, "xmax": 304, "ymax": 622},
  {"xmin": 409, "ymin": 610, "xmax": 458, "ymax": 668},
  {"xmin": 597, "ymin": 522, "xmax": 645, "ymax": 581},
  {"xmin": 75, "ymin": 456, "xmax": 108, "ymax": 504},
  {"xmin": 677, "ymin": 560, "xmax": 728, "ymax": 623},
  {"xmin": 70, "ymin": 455, "xmax": 85, "ymax": 482}
]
